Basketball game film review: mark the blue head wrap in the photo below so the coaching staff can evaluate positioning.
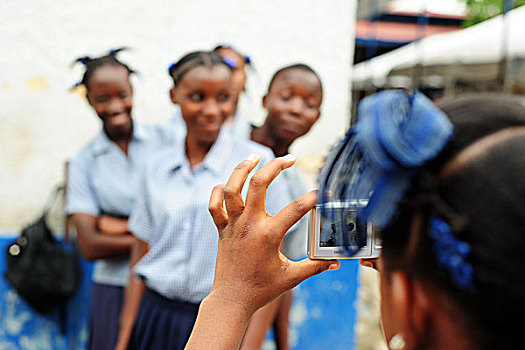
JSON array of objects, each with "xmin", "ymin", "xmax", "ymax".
[{"xmin": 318, "ymin": 90, "xmax": 454, "ymax": 255}]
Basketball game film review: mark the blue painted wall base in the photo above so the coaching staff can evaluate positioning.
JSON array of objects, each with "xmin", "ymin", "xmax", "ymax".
[
  {"xmin": 263, "ymin": 259, "xmax": 360, "ymax": 350},
  {"xmin": 0, "ymin": 236, "xmax": 359, "ymax": 349},
  {"xmin": 0, "ymin": 237, "xmax": 93, "ymax": 350}
]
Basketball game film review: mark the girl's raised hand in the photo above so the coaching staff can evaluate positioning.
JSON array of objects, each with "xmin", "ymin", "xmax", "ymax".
[
  {"xmin": 207, "ymin": 154, "xmax": 339, "ymax": 315},
  {"xmin": 186, "ymin": 154, "xmax": 339, "ymax": 350}
]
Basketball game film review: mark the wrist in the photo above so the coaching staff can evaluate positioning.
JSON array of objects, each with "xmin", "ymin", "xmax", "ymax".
[
  {"xmin": 202, "ymin": 292, "xmax": 254, "ymax": 324},
  {"xmin": 186, "ymin": 293, "xmax": 253, "ymax": 350},
  {"xmin": 117, "ymin": 321, "xmax": 134, "ymax": 347}
]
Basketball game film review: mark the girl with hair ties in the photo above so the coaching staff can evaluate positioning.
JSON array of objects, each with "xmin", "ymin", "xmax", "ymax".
[
  {"xmin": 185, "ymin": 92, "xmax": 525, "ymax": 350},
  {"xmin": 170, "ymin": 44, "xmax": 253, "ymax": 141},
  {"xmin": 241, "ymin": 63, "xmax": 323, "ymax": 350},
  {"xmin": 212, "ymin": 44, "xmax": 251, "ymax": 113},
  {"xmin": 115, "ymin": 50, "xmax": 291, "ymax": 350},
  {"xmin": 66, "ymin": 49, "xmax": 174, "ymax": 350}
]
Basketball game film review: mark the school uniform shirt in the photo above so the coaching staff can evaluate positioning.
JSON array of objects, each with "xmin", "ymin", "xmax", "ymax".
[
  {"xmin": 280, "ymin": 166, "xmax": 310, "ymax": 260},
  {"xmin": 128, "ymin": 127, "xmax": 292, "ymax": 303},
  {"xmin": 233, "ymin": 124, "xmax": 309, "ymax": 260},
  {"xmin": 66, "ymin": 122, "xmax": 174, "ymax": 286},
  {"xmin": 170, "ymin": 106, "xmax": 186, "ymax": 144}
]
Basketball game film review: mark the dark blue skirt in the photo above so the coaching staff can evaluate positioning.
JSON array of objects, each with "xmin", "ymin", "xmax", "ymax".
[
  {"xmin": 129, "ymin": 288, "xmax": 200, "ymax": 350},
  {"xmin": 89, "ymin": 283, "xmax": 124, "ymax": 350}
]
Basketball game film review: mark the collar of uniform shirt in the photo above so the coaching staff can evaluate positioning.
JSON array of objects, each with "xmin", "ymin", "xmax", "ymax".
[
  {"xmin": 167, "ymin": 126, "xmax": 233, "ymax": 176},
  {"xmin": 90, "ymin": 121, "xmax": 148, "ymax": 156},
  {"xmin": 132, "ymin": 122, "xmax": 149, "ymax": 141}
]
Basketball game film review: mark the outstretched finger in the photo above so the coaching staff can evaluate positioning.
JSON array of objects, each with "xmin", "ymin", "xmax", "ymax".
[
  {"xmin": 285, "ymin": 259, "xmax": 340, "ymax": 289},
  {"xmin": 223, "ymin": 154, "xmax": 260, "ymax": 219},
  {"xmin": 273, "ymin": 191, "xmax": 317, "ymax": 239},
  {"xmin": 244, "ymin": 154, "xmax": 296, "ymax": 215},
  {"xmin": 209, "ymin": 184, "xmax": 228, "ymax": 232}
]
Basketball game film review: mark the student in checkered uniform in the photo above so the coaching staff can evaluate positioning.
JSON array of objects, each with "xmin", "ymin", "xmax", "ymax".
[
  {"xmin": 115, "ymin": 51, "xmax": 292, "ymax": 350},
  {"xmin": 66, "ymin": 49, "xmax": 174, "ymax": 350}
]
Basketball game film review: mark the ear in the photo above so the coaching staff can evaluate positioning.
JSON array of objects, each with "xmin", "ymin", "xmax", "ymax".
[
  {"xmin": 86, "ymin": 91, "xmax": 95, "ymax": 107},
  {"xmin": 262, "ymin": 94, "xmax": 268, "ymax": 109},
  {"xmin": 169, "ymin": 87, "xmax": 177, "ymax": 105},
  {"xmin": 390, "ymin": 272, "xmax": 432, "ymax": 349},
  {"xmin": 411, "ymin": 280, "xmax": 432, "ymax": 341}
]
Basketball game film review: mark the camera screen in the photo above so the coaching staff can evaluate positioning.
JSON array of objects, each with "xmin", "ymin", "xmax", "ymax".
[{"xmin": 319, "ymin": 207, "xmax": 367, "ymax": 248}]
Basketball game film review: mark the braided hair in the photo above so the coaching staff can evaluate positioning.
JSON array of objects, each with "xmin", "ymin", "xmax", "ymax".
[
  {"xmin": 212, "ymin": 44, "xmax": 252, "ymax": 67},
  {"xmin": 168, "ymin": 51, "xmax": 231, "ymax": 87},
  {"xmin": 72, "ymin": 48, "xmax": 134, "ymax": 90},
  {"xmin": 381, "ymin": 94, "xmax": 525, "ymax": 349}
]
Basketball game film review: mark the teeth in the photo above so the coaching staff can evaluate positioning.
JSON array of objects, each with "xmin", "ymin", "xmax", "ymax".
[{"xmin": 111, "ymin": 114, "xmax": 128, "ymax": 123}]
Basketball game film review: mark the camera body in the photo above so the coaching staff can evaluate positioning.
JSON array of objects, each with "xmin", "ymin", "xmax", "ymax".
[{"xmin": 307, "ymin": 201, "xmax": 381, "ymax": 259}]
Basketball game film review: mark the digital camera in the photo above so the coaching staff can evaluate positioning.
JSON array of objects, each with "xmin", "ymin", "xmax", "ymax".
[{"xmin": 307, "ymin": 201, "xmax": 381, "ymax": 259}]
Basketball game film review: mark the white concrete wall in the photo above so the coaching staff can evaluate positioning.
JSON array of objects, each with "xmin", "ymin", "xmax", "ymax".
[{"xmin": 0, "ymin": 0, "xmax": 357, "ymax": 231}]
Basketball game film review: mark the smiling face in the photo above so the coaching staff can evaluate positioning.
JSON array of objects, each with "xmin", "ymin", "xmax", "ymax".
[
  {"xmin": 171, "ymin": 65, "xmax": 234, "ymax": 146},
  {"xmin": 263, "ymin": 68, "xmax": 322, "ymax": 145},
  {"xmin": 86, "ymin": 65, "xmax": 133, "ymax": 141}
]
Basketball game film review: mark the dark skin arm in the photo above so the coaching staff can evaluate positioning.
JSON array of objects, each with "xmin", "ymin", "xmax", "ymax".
[
  {"xmin": 71, "ymin": 213, "xmax": 134, "ymax": 261},
  {"xmin": 273, "ymin": 290, "xmax": 293, "ymax": 349},
  {"xmin": 185, "ymin": 155, "xmax": 339, "ymax": 350},
  {"xmin": 98, "ymin": 215, "xmax": 129, "ymax": 235},
  {"xmin": 241, "ymin": 298, "xmax": 282, "ymax": 350},
  {"xmin": 115, "ymin": 236, "xmax": 148, "ymax": 350},
  {"xmin": 241, "ymin": 242, "xmax": 290, "ymax": 350}
]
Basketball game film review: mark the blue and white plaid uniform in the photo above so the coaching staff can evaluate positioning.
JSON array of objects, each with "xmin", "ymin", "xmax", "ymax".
[
  {"xmin": 231, "ymin": 124, "xmax": 308, "ymax": 260},
  {"xmin": 66, "ymin": 122, "xmax": 174, "ymax": 286},
  {"xmin": 128, "ymin": 128, "xmax": 292, "ymax": 303},
  {"xmin": 280, "ymin": 166, "xmax": 310, "ymax": 260}
]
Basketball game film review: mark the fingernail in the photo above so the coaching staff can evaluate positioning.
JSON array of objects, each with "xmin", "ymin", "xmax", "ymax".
[
  {"xmin": 283, "ymin": 154, "xmax": 295, "ymax": 162},
  {"xmin": 328, "ymin": 263, "xmax": 339, "ymax": 271},
  {"xmin": 361, "ymin": 261, "xmax": 373, "ymax": 269},
  {"xmin": 246, "ymin": 153, "xmax": 259, "ymax": 161}
]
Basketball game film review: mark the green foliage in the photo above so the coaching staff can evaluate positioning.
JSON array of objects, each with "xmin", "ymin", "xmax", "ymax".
[{"xmin": 465, "ymin": 0, "xmax": 525, "ymax": 27}]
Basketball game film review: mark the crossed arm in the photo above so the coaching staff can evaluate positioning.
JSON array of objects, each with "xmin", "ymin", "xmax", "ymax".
[
  {"xmin": 185, "ymin": 154, "xmax": 339, "ymax": 350},
  {"xmin": 71, "ymin": 213, "xmax": 134, "ymax": 261}
]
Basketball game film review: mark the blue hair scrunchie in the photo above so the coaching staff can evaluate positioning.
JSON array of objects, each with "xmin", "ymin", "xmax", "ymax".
[
  {"xmin": 355, "ymin": 90, "xmax": 454, "ymax": 227},
  {"xmin": 168, "ymin": 61, "xmax": 177, "ymax": 74},
  {"xmin": 429, "ymin": 218, "xmax": 474, "ymax": 289},
  {"xmin": 223, "ymin": 56, "xmax": 237, "ymax": 69},
  {"xmin": 318, "ymin": 90, "xmax": 454, "ymax": 254}
]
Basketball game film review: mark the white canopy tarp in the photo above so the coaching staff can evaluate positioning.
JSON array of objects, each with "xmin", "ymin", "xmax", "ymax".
[
  {"xmin": 387, "ymin": 0, "xmax": 467, "ymax": 18},
  {"xmin": 352, "ymin": 5, "xmax": 525, "ymax": 84}
]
